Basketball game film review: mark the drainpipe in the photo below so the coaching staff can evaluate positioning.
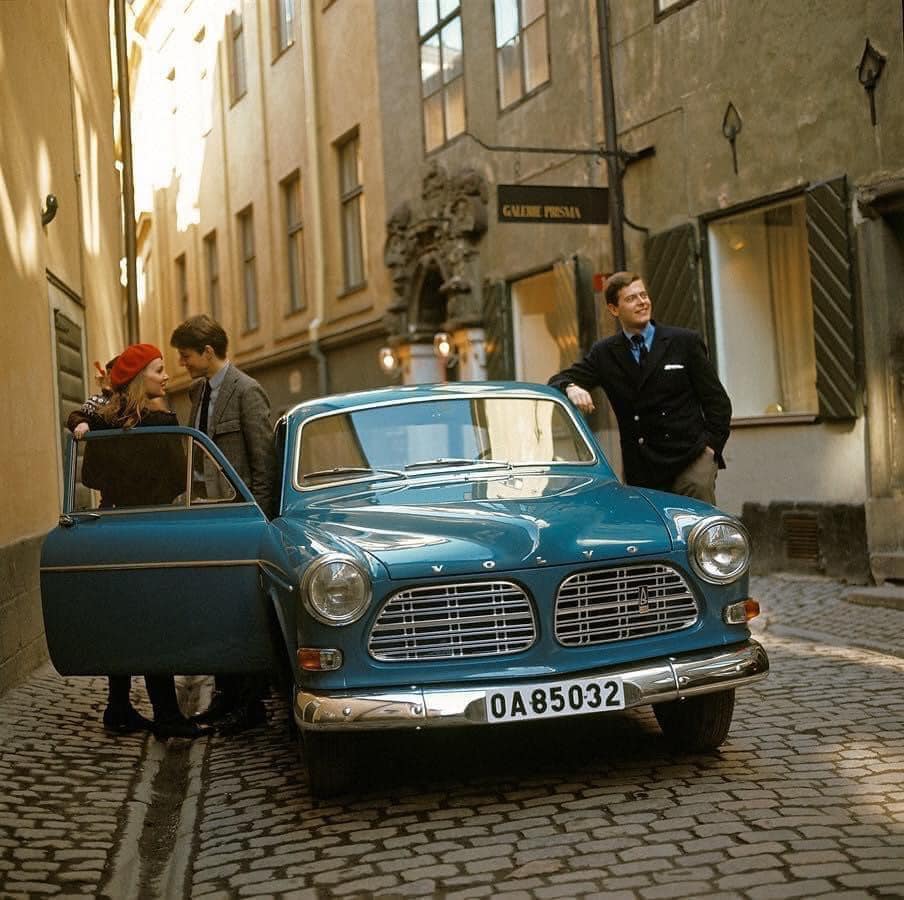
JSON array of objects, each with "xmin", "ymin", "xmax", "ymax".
[
  {"xmin": 113, "ymin": 0, "xmax": 139, "ymax": 342},
  {"xmin": 300, "ymin": 0, "xmax": 329, "ymax": 396},
  {"xmin": 596, "ymin": 0, "xmax": 626, "ymax": 271}
]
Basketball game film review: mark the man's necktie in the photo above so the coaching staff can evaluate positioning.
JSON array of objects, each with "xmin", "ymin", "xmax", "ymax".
[
  {"xmin": 631, "ymin": 334, "xmax": 648, "ymax": 368},
  {"xmin": 198, "ymin": 379, "xmax": 212, "ymax": 434}
]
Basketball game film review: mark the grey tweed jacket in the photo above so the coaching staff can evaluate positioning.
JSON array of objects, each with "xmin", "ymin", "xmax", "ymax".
[{"xmin": 189, "ymin": 364, "xmax": 278, "ymax": 517}]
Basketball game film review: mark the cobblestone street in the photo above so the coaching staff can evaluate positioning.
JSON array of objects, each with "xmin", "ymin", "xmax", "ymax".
[{"xmin": 1, "ymin": 574, "xmax": 902, "ymax": 899}]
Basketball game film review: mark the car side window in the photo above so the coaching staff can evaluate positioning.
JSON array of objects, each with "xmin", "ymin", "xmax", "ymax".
[{"xmin": 74, "ymin": 432, "xmax": 237, "ymax": 512}]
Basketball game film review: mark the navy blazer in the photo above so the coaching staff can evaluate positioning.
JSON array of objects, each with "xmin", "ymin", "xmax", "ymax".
[{"xmin": 549, "ymin": 324, "xmax": 732, "ymax": 491}]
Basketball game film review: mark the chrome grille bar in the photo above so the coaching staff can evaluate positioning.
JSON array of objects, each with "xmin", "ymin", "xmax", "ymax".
[
  {"xmin": 555, "ymin": 564, "xmax": 698, "ymax": 646},
  {"xmin": 369, "ymin": 580, "xmax": 536, "ymax": 661}
]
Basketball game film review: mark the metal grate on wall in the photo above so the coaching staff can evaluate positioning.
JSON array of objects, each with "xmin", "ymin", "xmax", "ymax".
[{"xmin": 782, "ymin": 512, "xmax": 820, "ymax": 564}]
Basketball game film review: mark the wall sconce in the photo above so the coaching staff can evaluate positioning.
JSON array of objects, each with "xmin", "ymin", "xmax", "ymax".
[
  {"xmin": 41, "ymin": 194, "xmax": 58, "ymax": 226},
  {"xmin": 433, "ymin": 332, "xmax": 458, "ymax": 368},
  {"xmin": 377, "ymin": 345, "xmax": 399, "ymax": 374},
  {"xmin": 721, "ymin": 102, "xmax": 742, "ymax": 175},
  {"xmin": 857, "ymin": 39, "xmax": 886, "ymax": 126}
]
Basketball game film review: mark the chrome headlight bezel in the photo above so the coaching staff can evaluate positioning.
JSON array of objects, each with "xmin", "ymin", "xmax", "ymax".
[
  {"xmin": 301, "ymin": 553, "xmax": 372, "ymax": 625},
  {"xmin": 687, "ymin": 515, "xmax": 751, "ymax": 584}
]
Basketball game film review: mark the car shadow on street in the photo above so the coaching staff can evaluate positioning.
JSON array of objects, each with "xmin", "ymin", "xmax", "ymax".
[{"xmin": 247, "ymin": 696, "xmax": 735, "ymax": 803}]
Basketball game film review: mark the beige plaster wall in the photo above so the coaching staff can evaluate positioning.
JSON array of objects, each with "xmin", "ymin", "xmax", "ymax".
[
  {"xmin": 0, "ymin": 0, "xmax": 122, "ymax": 691},
  {"xmin": 0, "ymin": 0, "xmax": 123, "ymax": 547}
]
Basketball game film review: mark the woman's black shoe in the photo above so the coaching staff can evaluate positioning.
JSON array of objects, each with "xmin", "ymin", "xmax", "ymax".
[
  {"xmin": 103, "ymin": 705, "xmax": 153, "ymax": 735},
  {"xmin": 153, "ymin": 717, "xmax": 213, "ymax": 740}
]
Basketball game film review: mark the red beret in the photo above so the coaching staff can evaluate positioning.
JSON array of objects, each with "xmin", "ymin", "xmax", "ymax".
[{"xmin": 110, "ymin": 343, "xmax": 163, "ymax": 388}]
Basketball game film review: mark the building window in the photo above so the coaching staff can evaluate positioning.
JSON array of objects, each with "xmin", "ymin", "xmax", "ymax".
[
  {"xmin": 175, "ymin": 254, "xmax": 188, "ymax": 320},
  {"xmin": 282, "ymin": 173, "xmax": 306, "ymax": 313},
  {"xmin": 229, "ymin": 9, "xmax": 247, "ymax": 103},
  {"xmin": 707, "ymin": 197, "xmax": 817, "ymax": 418},
  {"xmin": 337, "ymin": 132, "xmax": 365, "ymax": 291},
  {"xmin": 418, "ymin": 0, "xmax": 464, "ymax": 152},
  {"xmin": 494, "ymin": 0, "xmax": 549, "ymax": 109},
  {"xmin": 238, "ymin": 207, "xmax": 258, "ymax": 331},
  {"xmin": 273, "ymin": 0, "xmax": 295, "ymax": 55},
  {"xmin": 203, "ymin": 231, "xmax": 220, "ymax": 321}
]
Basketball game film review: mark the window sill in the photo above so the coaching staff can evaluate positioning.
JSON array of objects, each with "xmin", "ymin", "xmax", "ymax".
[
  {"xmin": 731, "ymin": 413, "xmax": 818, "ymax": 427},
  {"xmin": 498, "ymin": 79, "xmax": 551, "ymax": 116},
  {"xmin": 338, "ymin": 281, "xmax": 367, "ymax": 299}
]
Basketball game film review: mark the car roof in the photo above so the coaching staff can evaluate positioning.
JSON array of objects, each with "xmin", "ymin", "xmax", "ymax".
[{"xmin": 280, "ymin": 381, "xmax": 564, "ymax": 422}]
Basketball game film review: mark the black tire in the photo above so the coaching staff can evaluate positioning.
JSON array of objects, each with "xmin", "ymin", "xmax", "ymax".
[
  {"xmin": 653, "ymin": 688, "xmax": 735, "ymax": 752},
  {"xmin": 301, "ymin": 731, "xmax": 357, "ymax": 799}
]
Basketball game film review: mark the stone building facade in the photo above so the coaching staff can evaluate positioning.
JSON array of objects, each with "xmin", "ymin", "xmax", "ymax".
[{"xmin": 133, "ymin": 0, "xmax": 902, "ymax": 582}]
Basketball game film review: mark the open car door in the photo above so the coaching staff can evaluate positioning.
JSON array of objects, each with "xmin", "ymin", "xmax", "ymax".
[{"xmin": 41, "ymin": 427, "xmax": 281, "ymax": 676}]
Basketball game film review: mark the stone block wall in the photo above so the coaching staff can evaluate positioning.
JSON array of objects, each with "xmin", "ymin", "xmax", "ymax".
[{"xmin": 0, "ymin": 534, "xmax": 48, "ymax": 695}]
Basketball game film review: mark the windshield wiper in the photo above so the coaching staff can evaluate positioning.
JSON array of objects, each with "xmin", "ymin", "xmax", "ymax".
[
  {"xmin": 303, "ymin": 466, "xmax": 405, "ymax": 481},
  {"xmin": 404, "ymin": 458, "xmax": 512, "ymax": 471}
]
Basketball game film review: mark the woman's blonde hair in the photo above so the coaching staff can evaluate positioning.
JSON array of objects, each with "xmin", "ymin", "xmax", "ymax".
[{"xmin": 101, "ymin": 369, "xmax": 150, "ymax": 429}]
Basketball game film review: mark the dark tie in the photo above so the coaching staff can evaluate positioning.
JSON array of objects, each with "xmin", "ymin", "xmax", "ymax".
[
  {"xmin": 630, "ymin": 334, "xmax": 648, "ymax": 368},
  {"xmin": 198, "ymin": 379, "xmax": 212, "ymax": 434}
]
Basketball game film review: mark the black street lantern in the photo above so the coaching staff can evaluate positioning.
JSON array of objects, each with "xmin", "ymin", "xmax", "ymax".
[
  {"xmin": 857, "ymin": 39, "xmax": 886, "ymax": 126},
  {"xmin": 722, "ymin": 102, "xmax": 742, "ymax": 175}
]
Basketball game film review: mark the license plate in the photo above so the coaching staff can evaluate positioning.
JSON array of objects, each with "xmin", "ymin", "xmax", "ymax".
[{"xmin": 485, "ymin": 676, "xmax": 625, "ymax": 723}]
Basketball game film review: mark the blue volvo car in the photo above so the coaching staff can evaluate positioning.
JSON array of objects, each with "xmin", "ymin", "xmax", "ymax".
[{"xmin": 42, "ymin": 382, "xmax": 768, "ymax": 796}]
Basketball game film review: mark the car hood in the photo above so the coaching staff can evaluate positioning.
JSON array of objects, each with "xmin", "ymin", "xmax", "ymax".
[{"xmin": 301, "ymin": 473, "xmax": 672, "ymax": 579}]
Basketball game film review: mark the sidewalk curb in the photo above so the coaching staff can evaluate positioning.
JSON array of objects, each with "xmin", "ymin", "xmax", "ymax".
[{"xmin": 763, "ymin": 621, "xmax": 904, "ymax": 660}]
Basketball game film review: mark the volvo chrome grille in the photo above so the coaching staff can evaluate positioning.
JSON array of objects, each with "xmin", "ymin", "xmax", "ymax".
[
  {"xmin": 369, "ymin": 581, "xmax": 536, "ymax": 661},
  {"xmin": 555, "ymin": 564, "xmax": 698, "ymax": 646}
]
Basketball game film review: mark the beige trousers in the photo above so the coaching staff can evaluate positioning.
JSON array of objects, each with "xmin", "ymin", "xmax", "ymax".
[{"xmin": 671, "ymin": 449, "xmax": 719, "ymax": 505}]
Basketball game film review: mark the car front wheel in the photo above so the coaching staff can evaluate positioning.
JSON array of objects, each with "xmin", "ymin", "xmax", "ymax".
[
  {"xmin": 301, "ymin": 731, "xmax": 357, "ymax": 799},
  {"xmin": 653, "ymin": 688, "xmax": 735, "ymax": 751}
]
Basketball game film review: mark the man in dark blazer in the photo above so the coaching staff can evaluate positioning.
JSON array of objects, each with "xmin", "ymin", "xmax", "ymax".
[
  {"xmin": 171, "ymin": 314, "xmax": 278, "ymax": 732},
  {"xmin": 549, "ymin": 271, "xmax": 731, "ymax": 504}
]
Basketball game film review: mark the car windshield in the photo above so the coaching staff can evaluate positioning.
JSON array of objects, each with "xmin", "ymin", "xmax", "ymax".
[{"xmin": 295, "ymin": 396, "xmax": 594, "ymax": 487}]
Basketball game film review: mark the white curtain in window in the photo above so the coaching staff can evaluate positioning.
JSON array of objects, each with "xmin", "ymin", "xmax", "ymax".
[{"xmin": 767, "ymin": 203, "xmax": 818, "ymax": 413}]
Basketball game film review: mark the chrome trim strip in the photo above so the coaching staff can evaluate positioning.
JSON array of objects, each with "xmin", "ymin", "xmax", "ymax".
[
  {"xmin": 40, "ymin": 559, "xmax": 262, "ymax": 574},
  {"xmin": 294, "ymin": 639, "xmax": 769, "ymax": 732}
]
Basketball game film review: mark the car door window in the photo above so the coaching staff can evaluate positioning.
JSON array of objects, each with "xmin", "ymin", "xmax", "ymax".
[{"xmin": 74, "ymin": 432, "xmax": 237, "ymax": 512}]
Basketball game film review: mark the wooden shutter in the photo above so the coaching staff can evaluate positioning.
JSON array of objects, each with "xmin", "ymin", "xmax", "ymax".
[
  {"xmin": 806, "ymin": 177, "xmax": 860, "ymax": 419},
  {"xmin": 644, "ymin": 223, "xmax": 705, "ymax": 338},
  {"xmin": 483, "ymin": 279, "xmax": 514, "ymax": 380},
  {"xmin": 573, "ymin": 255, "xmax": 597, "ymax": 354},
  {"xmin": 54, "ymin": 311, "xmax": 85, "ymax": 433}
]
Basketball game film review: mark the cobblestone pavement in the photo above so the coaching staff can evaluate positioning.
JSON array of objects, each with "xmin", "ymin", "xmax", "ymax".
[{"xmin": 1, "ymin": 573, "xmax": 902, "ymax": 899}]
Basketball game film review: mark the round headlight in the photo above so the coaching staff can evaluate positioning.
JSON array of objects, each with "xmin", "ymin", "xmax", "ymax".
[
  {"xmin": 688, "ymin": 516, "xmax": 751, "ymax": 584},
  {"xmin": 302, "ymin": 554, "xmax": 371, "ymax": 625}
]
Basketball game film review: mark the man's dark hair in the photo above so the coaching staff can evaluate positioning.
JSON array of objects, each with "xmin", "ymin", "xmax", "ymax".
[
  {"xmin": 170, "ymin": 314, "xmax": 228, "ymax": 358},
  {"xmin": 604, "ymin": 271, "xmax": 643, "ymax": 307}
]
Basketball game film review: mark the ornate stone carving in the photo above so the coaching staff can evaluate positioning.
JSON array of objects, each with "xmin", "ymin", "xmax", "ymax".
[{"xmin": 383, "ymin": 162, "xmax": 488, "ymax": 340}]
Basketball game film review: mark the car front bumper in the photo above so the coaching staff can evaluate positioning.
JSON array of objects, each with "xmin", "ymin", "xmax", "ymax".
[{"xmin": 294, "ymin": 639, "xmax": 769, "ymax": 732}]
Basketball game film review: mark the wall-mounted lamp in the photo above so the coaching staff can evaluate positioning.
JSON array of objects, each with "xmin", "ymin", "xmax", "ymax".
[
  {"xmin": 433, "ymin": 332, "xmax": 458, "ymax": 368},
  {"xmin": 721, "ymin": 102, "xmax": 742, "ymax": 175},
  {"xmin": 857, "ymin": 39, "xmax": 886, "ymax": 126},
  {"xmin": 41, "ymin": 194, "xmax": 58, "ymax": 227},
  {"xmin": 378, "ymin": 345, "xmax": 399, "ymax": 374}
]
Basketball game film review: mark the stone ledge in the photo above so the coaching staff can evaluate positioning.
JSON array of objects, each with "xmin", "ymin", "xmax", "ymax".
[{"xmin": 842, "ymin": 584, "xmax": 904, "ymax": 611}]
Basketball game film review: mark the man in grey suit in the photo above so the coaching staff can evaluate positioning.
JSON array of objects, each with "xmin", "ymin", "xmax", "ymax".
[{"xmin": 171, "ymin": 314, "xmax": 278, "ymax": 731}]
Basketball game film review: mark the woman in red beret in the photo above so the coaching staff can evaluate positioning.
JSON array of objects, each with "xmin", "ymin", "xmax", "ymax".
[{"xmin": 78, "ymin": 343, "xmax": 210, "ymax": 740}]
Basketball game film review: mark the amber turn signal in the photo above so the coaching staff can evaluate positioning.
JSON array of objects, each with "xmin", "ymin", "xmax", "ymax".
[
  {"xmin": 723, "ymin": 598, "xmax": 760, "ymax": 625},
  {"xmin": 297, "ymin": 647, "xmax": 343, "ymax": 671}
]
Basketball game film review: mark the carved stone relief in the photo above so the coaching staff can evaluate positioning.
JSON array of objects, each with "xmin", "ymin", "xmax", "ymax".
[{"xmin": 383, "ymin": 162, "xmax": 488, "ymax": 342}]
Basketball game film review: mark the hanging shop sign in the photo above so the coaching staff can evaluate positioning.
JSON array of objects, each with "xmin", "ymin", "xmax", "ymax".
[{"xmin": 497, "ymin": 184, "xmax": 609, "ymax": 225}]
